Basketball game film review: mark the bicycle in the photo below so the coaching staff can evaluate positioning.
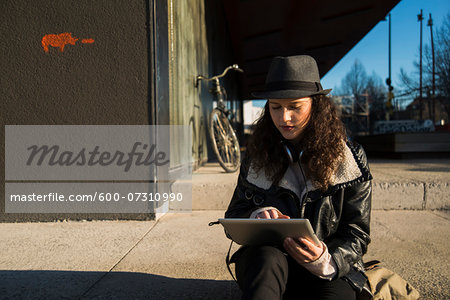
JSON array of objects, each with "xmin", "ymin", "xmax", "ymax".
[{"xmin": 196, "ymin": 64, "xmax": 243, "ymax": 173}]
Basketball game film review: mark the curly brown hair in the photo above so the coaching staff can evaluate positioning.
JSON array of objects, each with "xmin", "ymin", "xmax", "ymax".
[{"xmin": 246, "ymin": 95, "xmax": 347, "ymax": 191}]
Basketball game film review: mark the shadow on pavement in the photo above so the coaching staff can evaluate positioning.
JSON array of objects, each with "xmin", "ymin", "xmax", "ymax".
[
  {"xmin": 0, "ymin": 270, "xmax": 241, "ymax": 299},
  {"xmin": 407, "ymin": 167, "xmax": 450, "ymax": 172}
]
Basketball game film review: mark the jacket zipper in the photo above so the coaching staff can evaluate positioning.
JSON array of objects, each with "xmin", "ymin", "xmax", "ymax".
[{"xmin": 299, "ymin": 192, "xmax": 310, "ymax": 218}]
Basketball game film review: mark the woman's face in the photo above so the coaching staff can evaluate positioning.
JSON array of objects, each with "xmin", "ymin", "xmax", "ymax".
[{"xmin": 269, "ymin": 97, "xmax": 313, "ymax": 143}]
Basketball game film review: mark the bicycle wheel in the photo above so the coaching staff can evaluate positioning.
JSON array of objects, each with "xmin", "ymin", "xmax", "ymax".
[{"xmin": 209, "ymin": 108, "xmax": 241, "ymax": 173}]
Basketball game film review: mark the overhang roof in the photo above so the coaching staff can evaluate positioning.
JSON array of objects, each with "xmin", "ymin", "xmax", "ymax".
[{"xmin": 221, "ymin": 0, "xmax": 400, "ymax": 98}]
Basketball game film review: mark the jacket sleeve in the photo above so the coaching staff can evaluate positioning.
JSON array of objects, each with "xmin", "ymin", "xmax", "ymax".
[
  {"xmin": 327, "ymin": 145, "xmax": 372, "ymax": 279},
  {"xmin": 224, "ymin": 180, "xmax": 255, "ymax": 218},
  {"xmin": 224, "ymin": 156, "xmax": 256, "ymax": 218}
]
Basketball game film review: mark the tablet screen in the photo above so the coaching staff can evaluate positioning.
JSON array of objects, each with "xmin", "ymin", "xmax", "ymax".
[{"xmin": 219, "ymin": 218, "xmax": 320, "ymax": 246}]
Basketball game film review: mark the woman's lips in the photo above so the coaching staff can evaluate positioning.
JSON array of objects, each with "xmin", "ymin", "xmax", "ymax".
[{"xmin": 281, "ymin": 125, "xmax": 295, "ymax": 131}]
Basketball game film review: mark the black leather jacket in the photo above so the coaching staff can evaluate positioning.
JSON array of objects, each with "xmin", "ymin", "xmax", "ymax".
[{"xmin": 225, "ymin": 141, "xmax": 372, "ymax": 292}]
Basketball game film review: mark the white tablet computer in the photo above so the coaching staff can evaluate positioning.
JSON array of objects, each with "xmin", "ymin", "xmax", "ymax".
[{"xmin": 219, "ymin": 218, "xmax": 320, "ymax": 246}]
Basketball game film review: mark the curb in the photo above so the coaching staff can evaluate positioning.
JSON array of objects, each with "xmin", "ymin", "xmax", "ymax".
[
  {"xmin": 192, "ymin": 180, "xmax": 450, "ymax": 211},
  {"xmin": 372, "ymin": 181, "xmax": 449, "ymax": 210}
]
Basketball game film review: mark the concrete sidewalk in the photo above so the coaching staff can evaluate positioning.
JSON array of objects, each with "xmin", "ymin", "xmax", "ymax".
[{"xmin": 0, "ymin": 210, "xmax": 449, "ymax": 299}]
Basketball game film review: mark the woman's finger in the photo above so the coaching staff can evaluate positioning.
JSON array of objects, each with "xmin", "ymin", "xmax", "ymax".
[
  {"xmin": 283, "ymin": 238, "xmax": 298, "ymax": 256},
  {"xmin": 294, "ymin": 239, "xmax": 312, "ymax": 257},
  {"xmin": 262, "ymin": 210, "xmax": 271, "ymax": 219},
  {"xmin": 283, "ymin": 238, "xmax": 311, "ymax": 263},
  {"xmin": 299, "ymin": 237, "xmax": 318, "ymax": 248},
  {"xmin": 269, "ymin": 209, "xmax": 279, "ymax": 219},
  {"xmin": 283, "ymin": 240, "xmax": 297, "ymax": 259},
  {"xmin": 298, "ymin": 238, "xmax": 324, "ymax": 259}
]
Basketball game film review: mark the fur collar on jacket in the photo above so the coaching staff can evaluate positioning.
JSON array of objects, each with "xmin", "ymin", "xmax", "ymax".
[{"xmin": 246, "ymin": 142, "xmax": 366, "ymax": 200}]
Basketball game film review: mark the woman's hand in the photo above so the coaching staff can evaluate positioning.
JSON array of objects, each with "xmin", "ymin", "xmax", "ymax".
[
  {"xmin": 256, "ymin": 209, "xmax": 290, "ymax": 219},
  {"xmin": 283, "ymin": 237, "xmax": 324, "ymax": 264}
]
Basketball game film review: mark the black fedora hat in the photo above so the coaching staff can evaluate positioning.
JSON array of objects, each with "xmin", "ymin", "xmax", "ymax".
[{"xmin": 252, "ymin": 55, "xmax": 331, "ymax": 99}]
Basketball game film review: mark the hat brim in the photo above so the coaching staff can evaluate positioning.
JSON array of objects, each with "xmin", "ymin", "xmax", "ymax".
[{"xmin": 252, "ymin": 88, "xmax": 332, "ymax": 99}]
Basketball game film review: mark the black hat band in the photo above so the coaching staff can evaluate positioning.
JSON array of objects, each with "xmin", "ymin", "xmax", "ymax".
[{"xmin": 266, "ymin": 81, "xmax": 323, "ymax": 92}]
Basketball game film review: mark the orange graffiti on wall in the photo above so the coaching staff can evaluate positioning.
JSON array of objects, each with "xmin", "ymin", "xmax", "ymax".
[
  {"xmin": 81, "ymin": 38, "xmax": 95, "ymax": 44},
  {"xmin": 41, "ymin": 33, "xmax": 95, "ymax": 52}
]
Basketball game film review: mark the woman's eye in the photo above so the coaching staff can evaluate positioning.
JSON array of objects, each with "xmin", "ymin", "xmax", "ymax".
[
  {"xmin": 270, "ymin": 106, "xmax": 281, "ymax": 110},
  {"xmin": 289, "ymin": 106, "xmax": 302, "ymax": 110}
]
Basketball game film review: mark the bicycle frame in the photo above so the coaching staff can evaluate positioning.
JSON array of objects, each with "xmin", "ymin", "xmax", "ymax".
[
  {"xmin": 196, "ymin": 64, "xmax": 243, "ymax": 116},
  {"xmin": 196, "ymin": 64, "xmax": 243, "ymax": 104}
]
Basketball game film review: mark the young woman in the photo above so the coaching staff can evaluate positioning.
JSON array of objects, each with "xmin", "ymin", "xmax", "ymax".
[{"xmin": 225, "ymin": 55, "xmax": 372, "ymax": 300}]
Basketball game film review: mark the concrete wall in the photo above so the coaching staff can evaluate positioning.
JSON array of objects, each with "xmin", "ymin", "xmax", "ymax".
[{"xmin": 1, "ymin": 0, "xmax": 152, "ymax": 221}]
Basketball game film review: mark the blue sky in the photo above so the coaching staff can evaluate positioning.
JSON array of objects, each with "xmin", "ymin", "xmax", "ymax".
[{"xmin": 321, "ymin": 0, "xmax": 450, "ymax": 95}]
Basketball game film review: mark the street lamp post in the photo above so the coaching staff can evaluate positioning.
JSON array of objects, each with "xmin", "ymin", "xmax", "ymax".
[
  {"xmin": 388, "ymin": 13, "xmax": 391, "ymax": 88},
  {"xmin": 428, "ymin": 13, "xmax": 436, "ymax": 123},
  {"xmin": 385, "ymin": 14, "xmax": 394, "ymax": 120},
  {"xmin": 417, "ymin": 10, "xmax": 424, "ymax": 120}
]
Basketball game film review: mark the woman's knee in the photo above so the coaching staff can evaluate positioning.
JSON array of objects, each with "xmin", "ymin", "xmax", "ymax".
[{"xmin": 235, "ymin": 246, "xmax": 288, "ymax": 282}]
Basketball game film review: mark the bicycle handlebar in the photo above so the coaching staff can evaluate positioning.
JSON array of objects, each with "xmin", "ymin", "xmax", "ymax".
[{"xmin": 196, "ymin": 64, "xmax": 243, "ymax": 87}]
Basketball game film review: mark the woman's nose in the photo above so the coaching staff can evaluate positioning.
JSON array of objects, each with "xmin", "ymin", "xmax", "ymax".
[{"xmin": 281, "ymin": 108, "xmax": 291, "ymax": 121}]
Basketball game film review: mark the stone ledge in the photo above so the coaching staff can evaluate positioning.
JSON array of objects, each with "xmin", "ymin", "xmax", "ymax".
[
  {"xmin": 371, "ymin": 181, "xmax": 425, "ymax": 210},
  {"xmin": 192, "ymin": 181, "xmax": 450, "ymax": 211},
  {"xmin": 426, "ymin": 182, "xmax": 450, "ymax": 210}
]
